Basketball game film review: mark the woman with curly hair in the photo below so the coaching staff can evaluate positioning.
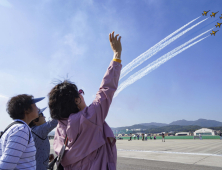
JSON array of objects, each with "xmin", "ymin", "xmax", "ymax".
[
  {"xmin": 48, "ymin": 31, "xmax": 122, "ymax": 170},
  {"xmin": 0, "ymin": 94, "xmax": 44, "ymax": 169}
]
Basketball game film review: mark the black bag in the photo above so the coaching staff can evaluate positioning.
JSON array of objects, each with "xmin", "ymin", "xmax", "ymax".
[
  {"xmin": 48, "ymin": 156, "xmax": 64, "ymax": 170},
  {"xmin": 48, "ymin": 135, "xmax": 68, "ymax": 170},
  {"xmin": 48, "ymin": 156, "xmax": 57, "ymax": 170}
]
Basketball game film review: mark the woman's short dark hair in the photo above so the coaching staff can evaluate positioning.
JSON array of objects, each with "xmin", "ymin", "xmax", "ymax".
[
  {"xmin": 7, "ymin": 94, "xmax": 33, "ymax": 119},
  {"xmin": 48, "ymin": 80, "xmax": 80, "ymax": 120}
]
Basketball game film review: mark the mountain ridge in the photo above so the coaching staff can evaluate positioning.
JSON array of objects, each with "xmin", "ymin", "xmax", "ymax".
[
  {"xmin": 112, "ymin": 119, "xmax": 222, "ymax": 129},
  {"xmin": 49, "ymin": 119, "xmax": 222, "ymax": 135}
]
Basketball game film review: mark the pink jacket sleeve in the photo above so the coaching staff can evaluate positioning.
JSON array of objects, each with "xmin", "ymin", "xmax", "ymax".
[{"xmin": 83, "ymin": 60, "xmax": 122, "ymax": 126}]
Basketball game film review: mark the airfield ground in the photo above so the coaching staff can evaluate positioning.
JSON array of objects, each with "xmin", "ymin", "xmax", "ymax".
[{"xmin": 50, "ymin": 139, "xmax": 222, "ymax": 169}]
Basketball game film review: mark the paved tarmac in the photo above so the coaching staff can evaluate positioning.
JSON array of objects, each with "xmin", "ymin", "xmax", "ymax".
[
  {"xmin": 50, "ymin": 139, "xmax": 222, "ymax": 169},
  {"xmin": 117, "ymin": 157, "xmax": 222, "ymax": 170}
]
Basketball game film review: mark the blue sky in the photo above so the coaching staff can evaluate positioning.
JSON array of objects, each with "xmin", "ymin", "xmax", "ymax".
[{"xmin": 0, "ymin": 0, "xmax": 222, "ymax": 130}]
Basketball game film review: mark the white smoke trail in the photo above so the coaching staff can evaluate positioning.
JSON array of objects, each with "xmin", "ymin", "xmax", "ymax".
[
  {"xmin": 118, "ymin": 28, "xmax": 212, "ymax": 90},
  {"xmin": 121, "ymin": 16, "xmax": 200, "ymax": 75},
  {"xmin": 120, "ymin": 17, "xmax": 208, "ymax": 80},
  {"xmin": 114, "ymin": 35, "xmax": 209, "ymax": 98}
]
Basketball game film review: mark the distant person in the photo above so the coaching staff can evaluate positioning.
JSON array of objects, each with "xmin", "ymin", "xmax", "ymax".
[
  {"xmin": 145, "ymin": 133, "xmax": 148, "ymax": 141},
  {"xmin": 29, "ymin": 107, "xmax": 58, "ymax": 170},
  {"xmin": 133, "ymin": 134, "xmax": 136, "ymax": 140},
  {"xmin": 0, "ymin": 94, "xmax": 44, "ymax": 169},
  {"xmin": 162, "ymin": 133, "xmax": 165, "ymax": 142},
  {"xmin": 199, "ymin": 134, "xmax": 202, "ymax": 140},
  {"xmin": 49, "ymin": 32, "xmax": 122, "ymax": 169},
  {"xmin": 220, "ymin": 132, "xmax": 222, "ymax": 140},
  {"xmin": 142, "ymin": 133, "xmax": 144, "ymax": 141},
  {"xmin": 128, "ymin": 133, "xmax": 132, "ymax": 141},
  {"xmin": 137, "ymin": 134, "xmax": 140, "ymax": 140},
  {"xmin": 154, "ymin": 136, "xmax": 156, "ymax": 140}
]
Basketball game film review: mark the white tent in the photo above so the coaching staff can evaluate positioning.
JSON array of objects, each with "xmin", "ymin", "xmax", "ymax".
[{"xmin": 194, "ymin": 128, "xmax": 216, "ymax": 136}]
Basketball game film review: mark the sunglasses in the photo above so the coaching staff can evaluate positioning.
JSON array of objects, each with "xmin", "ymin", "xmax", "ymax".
[
  {"xmin": 78, "ymin": 89, "xmax": 84, "ymax": 95},
  {"xmin": 39, "ymin": 113, "xmax": 44, "ymax": 117}
]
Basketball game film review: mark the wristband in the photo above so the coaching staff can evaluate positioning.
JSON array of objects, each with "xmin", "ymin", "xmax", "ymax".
[{"xmin": 113, "ymin": 58, "xmax": 121, "ymax": 63}]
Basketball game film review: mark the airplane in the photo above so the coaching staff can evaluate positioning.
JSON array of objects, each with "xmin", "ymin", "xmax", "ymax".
[
  {"xmin": 215, "ymin": 22, "xmax": 222, "ymax": 28},
  {"xmin": 210, "ymin": 30, "xmax": 219, "ymax": 36},
  {"xmin": 202, "ymin": 10, "xmax": 210, "ymax": 16},
  {"xmin": 210, "ymin": 11, "xmax": 219, "ymax": 17},
  {"xmin": 220, "ymin": 14, "xmax": 222, "ymax": 19}
]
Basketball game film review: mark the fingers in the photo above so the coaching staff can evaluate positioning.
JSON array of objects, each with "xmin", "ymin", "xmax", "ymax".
[
  {"xmin": 112, "ymin": 31, "xmax": 114, "ymax": 40},
  {"xmin": 109, "ymin": 31, "xmax": 115, "ymax": 42},
  {"xmin": 114, "ymin": 34, "xmax": 119, "ymax": 41},
  {"xmin": 118, "ymin": 36, "xmax": 121, "ymax": 42},
  {"xmin": 109, "ymin": 33, "xmax": 112, "ymax": 42},
  {"xmin": 109, "ymin": 31, "xmax": 121, "ymax": 44}
]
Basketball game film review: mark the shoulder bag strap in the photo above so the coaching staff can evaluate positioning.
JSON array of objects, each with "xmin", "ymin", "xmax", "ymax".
[
  {"xmin": 31, "ymin": 130, "xmax": 48, "ymax": 140},
  {"xmin": 57, "ymin": 134, "xmax": 68, "ymax": 164},
  {"xmin": 0, "ymin": 121, "xmax": 31, "ymax": 144},
  {"xmin": 0, "ymin": 122, "xmax": 22, "ymax": 137}
]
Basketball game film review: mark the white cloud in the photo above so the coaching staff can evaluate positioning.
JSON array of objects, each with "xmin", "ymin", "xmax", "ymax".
[
  {"xmin": 47, "ymin": 10, "xmax": 89, "ymax": 80},
  {"xmin": 0, "ymin": 94, "xmax": 8, "ymax": 99},
  {"xmin": 63, "ymin": 34, "xmax": 85, "ymax": 56},
  {"xmin": 0, "ymin": 0, "xmax": 12, "ymax": 8}
]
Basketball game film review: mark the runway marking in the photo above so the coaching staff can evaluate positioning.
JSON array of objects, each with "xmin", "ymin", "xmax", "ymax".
[{"xmin": 118, "ymin": 149, "xmax": 222, "ymax": 157}]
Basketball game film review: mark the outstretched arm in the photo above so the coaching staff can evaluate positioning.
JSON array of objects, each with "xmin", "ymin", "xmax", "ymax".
[
  {"xmin": 83, "ymin": 32, "xmax": 122, "ymax": 125},
  {"xmin": 31, "ymin": 119, "xmax": 58, "ymax": 139}
]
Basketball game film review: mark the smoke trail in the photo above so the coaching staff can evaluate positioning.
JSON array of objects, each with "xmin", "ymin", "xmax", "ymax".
[
  {"xmin": 180, "ymin": 19, "xmax": 219, "ymax": 40},
  {"xmin": 118, "ymin": 28, "xmax": 212, "ymax": 90},
  {"xmin": 121, "ymin": 16, "xmax": 201, "ymax": 76},
  {"xmin": 114, "ymin": 35, "xmax": 209, "ymax": 98},
  {"xmin": 120, "ymin": 17, "xmax": 208, "ymax": 80}
]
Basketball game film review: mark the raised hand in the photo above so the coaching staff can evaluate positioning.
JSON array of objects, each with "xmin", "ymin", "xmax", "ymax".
[{"xmin": 109, "ymin": 31, "xmax": 122, "ymax": 60}]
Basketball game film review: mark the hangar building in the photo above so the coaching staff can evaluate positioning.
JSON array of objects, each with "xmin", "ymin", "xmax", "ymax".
[{"xmin": 194, "ymin": 128, "xmax": 216, "ymax": 136}]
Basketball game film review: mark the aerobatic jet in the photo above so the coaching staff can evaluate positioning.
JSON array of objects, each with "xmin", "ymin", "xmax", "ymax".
[
  {"xmin": 210, "ymin": 30, "xmax": 219, "ymax": 36},
  {"xmin": 220, "ymin": 14, "xmax": 222, "ymax": 19},
  {"xmin": 210, "ymin": 11, "xmax": 219, "ymax": 17},
  {"xmin": 215, "ymin": 22, "xmax": 222, "ymax": 28},
  {"xmin": 202, "ymin": 10, "xmax": 210, "ymax": 16}
]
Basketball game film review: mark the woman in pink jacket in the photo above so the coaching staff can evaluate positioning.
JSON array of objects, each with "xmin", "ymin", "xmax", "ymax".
[{"xmin": 48, "ymin": 31, "xmax": 122, "ymax": 170}]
